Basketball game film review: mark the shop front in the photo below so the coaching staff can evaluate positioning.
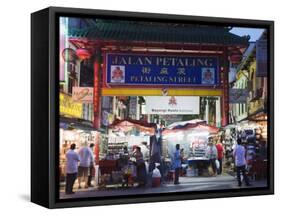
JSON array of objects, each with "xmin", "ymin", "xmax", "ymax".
[
  {"xmin": 96, "ymin": 119, "xmax": 157, "ymax": 187},
  {"xmin": 59, "ymin": 92, "xmax": 98, "ymax": 181},
  {"xmin": 246, "ymin": 97, "xmax": 268, "ymax": 180}
]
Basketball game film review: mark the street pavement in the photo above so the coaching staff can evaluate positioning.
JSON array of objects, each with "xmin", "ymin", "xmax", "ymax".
[{"xmin": 60, "ymin": 174, "xmax": 267, "ymax": 199}]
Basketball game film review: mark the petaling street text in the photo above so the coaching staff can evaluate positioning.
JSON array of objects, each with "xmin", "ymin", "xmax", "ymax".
[{"xmin": 130, "ymin": 75, "xmax": 197, "ymax": 84}]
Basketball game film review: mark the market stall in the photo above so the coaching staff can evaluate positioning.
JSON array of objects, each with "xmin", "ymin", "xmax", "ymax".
[
  {"xmin": 162, "ymin": 119, "xmax": 219, "ymax": 177},
  {"xmin": 221, "ymin": 120, "xmax": 268, "ymax": 179},
  {"xmin": 97, "ymin": 119, "xmax": 157, "ymax": 187}
]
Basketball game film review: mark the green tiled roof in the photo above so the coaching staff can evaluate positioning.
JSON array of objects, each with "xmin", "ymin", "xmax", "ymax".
[{"xmin": 69, "ymin": 19, "xmax": 250, "ymax": 46}]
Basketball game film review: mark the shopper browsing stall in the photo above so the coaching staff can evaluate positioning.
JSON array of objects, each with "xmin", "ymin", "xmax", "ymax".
[
  {"xmin": 205, "ymin": 138, "xmax": 218, "ymax": 176},
  {"xmin": 133, "ymin": 146, "xmax": 147, "ymax": 187},
  {"xmin": 233, "ymin": 138, "xmax": 251, "ymax": 187},
  {"xmin": 216, "ymin": 138, "xmax": 224, "ymax": 175},
  {"xmin": 78, "ymin": 143, "xmax": 94, "ymax": 189}
]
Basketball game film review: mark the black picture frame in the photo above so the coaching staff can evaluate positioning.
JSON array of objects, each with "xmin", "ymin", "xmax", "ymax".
[{"xmin": 31, "ymin": 6, "xmax": 274, "ymax": 208}]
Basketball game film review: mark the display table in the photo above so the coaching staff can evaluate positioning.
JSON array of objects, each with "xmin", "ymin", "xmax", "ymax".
[
  {"xmin": 98, "ymin": 159, "xmax": 137, "ymax": 188},
  {"xmin": 187, "ymin": 157, "xmax": 210, "ymax": 176},
  {"xmin": 99, "ymin": 159, "xmax": 119, "ymax": 175}
]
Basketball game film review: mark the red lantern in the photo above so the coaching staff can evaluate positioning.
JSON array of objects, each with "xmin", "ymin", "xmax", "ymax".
[
  {"xmin": 62, "ymin": 48, "xmax": 77, "ymax": 62},
  {"xmin": 76, "ymin": 48, "xmax": 92, "ymax": 60}
]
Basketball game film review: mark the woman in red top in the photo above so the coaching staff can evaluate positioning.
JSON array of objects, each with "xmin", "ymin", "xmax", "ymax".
[{"xmin": 215, "ymin": 138, "xmax": 224, "ymax": 175}]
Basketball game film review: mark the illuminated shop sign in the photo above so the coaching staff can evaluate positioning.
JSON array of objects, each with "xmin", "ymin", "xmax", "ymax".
[
  {"xmin": 106, "ymin": 53, "xmax": 219, "ymax": 86},
  {"xmin": 72, "ymin": 87, "xmax": 93, "ymax": 103},
  {"xmin": 145, "ymin": 96, "xmax": 200, "ymax": 115},
  {"xmin": 60, "ymin": 93, "xmax": 83, "ymax": 118}
]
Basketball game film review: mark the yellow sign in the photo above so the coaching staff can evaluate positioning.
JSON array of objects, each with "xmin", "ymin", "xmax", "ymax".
[
  {"xmin": 60, "ymin": 93, "xmax": 83, "ymax": 118},
  {"xmin": 101, "ymin": 88, "xmax": 223, "ymax": 96}
]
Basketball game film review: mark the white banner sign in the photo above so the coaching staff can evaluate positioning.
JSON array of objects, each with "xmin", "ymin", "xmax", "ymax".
[
  {"xmin": 72, "ymin": 87, "xmax": 93, "ymax": 103},
  {"xmin": 145, "ymin": 96, "xmax": 199, "ymax": 115}
]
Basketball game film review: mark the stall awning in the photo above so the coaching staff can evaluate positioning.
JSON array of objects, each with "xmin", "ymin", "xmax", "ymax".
[
  {"xmin": 247, "ymin": 108, "xmax": 267, "ymax": 121},
  {"xmin": 162, "ymin": 120, "xmax": 219, "ymax": 135},
  {"xmin": 110, "ymin": 119, "xmax": 156, "ymax": 135},
  {"xmin": 60, "ymin": 116, "xmax": 96, "ymax": 131}
]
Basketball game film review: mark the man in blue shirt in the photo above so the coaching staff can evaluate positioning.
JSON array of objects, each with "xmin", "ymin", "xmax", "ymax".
[
  {"xmin": 233, "ymin": 138, "xmax": 251, "ymax": 187},
  {"xmin": 65, "ymin": 143, "xmax": 80, "ymax": 194},
  {"xmin": 173, "ymin": 144, "xmax": 181, "ymax": 185}
]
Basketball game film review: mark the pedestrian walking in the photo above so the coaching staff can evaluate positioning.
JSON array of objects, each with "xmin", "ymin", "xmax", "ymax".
[
  {"xmin": 87, "ymin": 143, "xmax": 95, "ymax": 187},
  {"xmin": 78, "ymin": 143, "xmax": 94, "ymax": 189},
  {"xmin": 233, "ymin": 138, "xmax": 251, "ymax": 187},
  {"xmin": 206, "ymin": 138, "xmax": 218, "ymax": 176},
  {"xmin": 216, "ymin": 138, "xmax": 224, "ymax": 175},
  {"xmin": 65, "ymin": 143, "xmax": 80, "ymax": 194},
  {"xmin": 173, "ymin": 144, "xmax": 181, "ymax": 185}
]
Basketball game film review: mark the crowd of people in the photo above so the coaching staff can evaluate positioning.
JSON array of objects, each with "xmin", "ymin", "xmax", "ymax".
[
  {"xmin": 65, "ymin": 143, "xmax": 95, "ymax": 194},
  {"xmin": 64, "ymin": 134, "xmax": 256, "ymax": 194},
  {"xmin": 64, "ymin": 143, "xmax": 151, "ymax": 194},
  {"xmin": 173, "ymin": 136, "xmax": 251, "ymax": 187}
]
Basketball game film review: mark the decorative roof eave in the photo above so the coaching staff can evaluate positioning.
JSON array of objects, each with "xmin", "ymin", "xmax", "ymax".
[
  {"xmin": 68, "ymin": 37, "xmax": 247, "ymax": 53},
  {"xmin": 67, "ymin": 21, "xmax": 250, "ymax": 50},
  {"xmin": 68, "ymin": 35, "xmax": 249, "ymax": 46}
]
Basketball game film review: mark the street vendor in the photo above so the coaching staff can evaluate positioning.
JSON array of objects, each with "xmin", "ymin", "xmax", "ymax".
[
  {"xmin": 180, "ymin": 148, "xmax": 187, "ymax": 176},
  {"xmin": 180, "ymin": 148, "xmax": 186, "ymax": 163},
  {"xmin": 119, "ymin": 146, "xmax": 129, "ymax": 166}
]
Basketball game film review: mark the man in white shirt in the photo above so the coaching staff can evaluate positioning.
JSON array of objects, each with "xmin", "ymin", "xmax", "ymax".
[
  {"xmin": 78, "ymin": 143, "xmax": 94, "ymax": 189},
  {"xmin": 65, "ymin": 143, "xmax": 80, "ymax": 194},
  {"xmin": 233, "ymin": 138, "xmax": 250, "ymax": 187},
  {"xmin": 87, "ymin": 143, "xmax": 95, "ymax": 187}
]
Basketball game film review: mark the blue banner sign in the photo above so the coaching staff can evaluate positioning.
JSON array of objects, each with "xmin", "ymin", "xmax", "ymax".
[{"xmin": 106, "ymin": 53, "xmax": 219, "ymax": 86}]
